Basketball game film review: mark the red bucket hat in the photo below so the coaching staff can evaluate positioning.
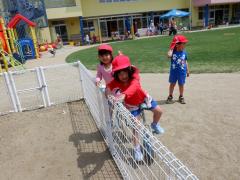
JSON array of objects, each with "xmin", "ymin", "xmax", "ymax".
[
  {"xmin": 170, "ymin": 35, "xmax": 188, "ymax": 49},
  {"xmin": 112, "ymin": 55, "xmax": 131, "ymax": 73},
  {"xmin": 98, "ymin": 44, "xmax": 113, "ymax": 53}
]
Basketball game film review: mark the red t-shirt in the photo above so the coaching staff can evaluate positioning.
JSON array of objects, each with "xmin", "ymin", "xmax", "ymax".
[{"xmin": 107, "ymin": 77, "xmax": 146, "ymax": 106}]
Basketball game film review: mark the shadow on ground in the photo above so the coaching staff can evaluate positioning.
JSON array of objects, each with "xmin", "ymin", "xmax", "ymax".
[{"xmin": 68, "ymin": 100, "xmax": 122, "ymax": 179}]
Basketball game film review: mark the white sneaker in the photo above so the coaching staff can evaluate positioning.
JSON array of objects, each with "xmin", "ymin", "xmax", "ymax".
[{"xmin": 134, "ymin": 146, "xmax": 143, "ymax": 161}]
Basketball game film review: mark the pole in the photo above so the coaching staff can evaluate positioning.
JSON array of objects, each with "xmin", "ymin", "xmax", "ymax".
[
  {"xmin": 7, "ymin": 28, "xmax": 15, "ymax": 52},
  {"xmin": 0, "ymin": 17, "xmax": 12, "ymax": 54},
  {"xmin": 3, "ymin": 72, "xmax": 18, "ymax": 112},
  {"xmin": 189, "ymin": 0, "xmax": 192, "ymax": 30},
  {"xmin": 30, "ymin": 26, "xmax": 40, "ymax": 59},
  {"xmin": 97, "ymin": 18, "xmax": 102, "ymax": 44},
  {"xmin": 131, "ymin": 16, "xmax": 135, "ymax": 39},
  {"xmin": 36, "ymin": 67, "xmax": 47, "ymax": 107},
  {"xmin": 79, "ymin": 16, "xmax": 85, "ymax": 45},
  {"xmin": 8, "ymin": 72, "xmax": 22, "ymax": 112},
  {"xmin": 39, "ymin": 67, "xmax": 51, "ymax": 106},
  {"xmin": 204, "ymin": 4, "xmax": 209, "ymax": 28}
]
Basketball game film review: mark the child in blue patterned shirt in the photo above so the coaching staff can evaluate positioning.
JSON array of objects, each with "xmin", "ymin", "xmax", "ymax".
[{"xmin": 166, "ymin": 35, "xmax": 190, "ymax": 104}]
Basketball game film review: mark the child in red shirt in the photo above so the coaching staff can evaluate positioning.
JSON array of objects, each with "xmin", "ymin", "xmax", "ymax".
[{"xmin": 106, "ymin": 55, "xmax": 164, "ymax": 161}]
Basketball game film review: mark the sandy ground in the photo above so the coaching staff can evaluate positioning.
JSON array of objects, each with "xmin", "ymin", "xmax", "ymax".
[
  {"xmin": 141, "ymin": 73, "xmax": 240, "ymax": 180},
  {"xmin": 0, "ymin": 101, "xmax": 122, "ymax": 180},
  {"xmin": 1, "ymin": 45, "xmax": 240, "ymax": 179}
]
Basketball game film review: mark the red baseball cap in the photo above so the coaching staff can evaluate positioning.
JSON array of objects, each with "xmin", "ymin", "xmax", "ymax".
[
  {"xmin": 170, "ymin": 35, "xmax": 188, "ymax": 49},
  {"xmin": 98, "ymin": 44, "xmax": 113, "ymax": 53},
  {"xmin": 112, "ymin": 55, "xmax": 131, "ymax": 73}
]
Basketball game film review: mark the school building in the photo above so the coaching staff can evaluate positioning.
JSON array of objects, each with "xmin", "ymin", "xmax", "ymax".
[{"xmin": 42, "ymin": 0, "xmax": 240, "ymax": 43}]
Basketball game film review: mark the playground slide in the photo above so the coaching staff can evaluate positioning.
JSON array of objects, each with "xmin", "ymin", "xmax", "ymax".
[{"xmin": 0, "ymin": 50, "xmax": 25, "ymax": 72}]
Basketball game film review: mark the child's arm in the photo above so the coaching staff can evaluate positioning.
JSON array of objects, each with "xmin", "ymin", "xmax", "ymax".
[
  {"xmin": 122, "ymin": 79, "xmax": 142, "ymax": 98},
  {"xmin": 167, "ymin": 49, "xmax": 173, "ymax": 58},
  {"xmin": 186, "ymin": 61, "xmax": 190, "ymax": 77},
  {"xmin": 105, "ymin": 87, "xmax": 112, "ymax": 98},
  {"xmin": 96, "ymin": 65, "xmax": 102, "ymax": 85},
  {"xmin": 106, "ymin": 83, "xmax": 125, "ymax": 102}
]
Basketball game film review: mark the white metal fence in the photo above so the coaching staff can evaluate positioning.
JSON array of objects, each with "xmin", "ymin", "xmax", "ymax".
[
  {"xmin": 0, "ymin": 63, "xmax": 83, "ymax": 115},
  {"xmin": 0, "ymin": 62, "xmax": 198, "ymax": 180}
]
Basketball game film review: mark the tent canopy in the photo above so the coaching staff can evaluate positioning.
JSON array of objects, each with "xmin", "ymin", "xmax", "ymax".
[{"xmin": 160, "ymin": 9, "xmax": 190, "ymax": 19}]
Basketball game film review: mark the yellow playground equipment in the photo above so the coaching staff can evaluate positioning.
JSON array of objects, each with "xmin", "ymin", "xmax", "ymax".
[
  {"xmin": 0, "ymin": 14, "xmax": 39, "ymax": 72},
  {"xmin": 0, "ymin": 16, "xmax": 24, "ymax": 72}
]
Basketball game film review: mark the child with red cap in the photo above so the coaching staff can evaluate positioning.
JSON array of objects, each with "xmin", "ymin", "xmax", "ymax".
[
  {"xmin": 96, "ymin": 44, "xmax": 114, "ymax": 86},
  {"xmin": 106, "ymin": 55, "xmax": 164, "ymax": 161},
  {"xmin": 166, "ymin": 35, "xmax": 190, "ymax": 104}
]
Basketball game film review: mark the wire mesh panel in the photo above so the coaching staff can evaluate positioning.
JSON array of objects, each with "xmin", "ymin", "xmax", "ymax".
[
  {"xmin": 11, "ymin": 69, "xmax": 44, "ymax": 111},
  {"xmin": 78, "ymin": 62, "xmax": 108, "ymax": 137},
  {"xmin": 78, "ymin": 62, "xmax": 128, "ymax": 178},
  {"xmin": 0, "ymin": 73, "xmax": 14, "ymax": 115},
  {"xmin": 78, "ymin": 61, "xmax": 198, "ymax": 180},
  {"xmin": 43, "ymin": 63, "xmax": 83, "ymax": 105},
  {"xmin": 108, "ymin": 97, "xmax": 198, "ymax": 180}
]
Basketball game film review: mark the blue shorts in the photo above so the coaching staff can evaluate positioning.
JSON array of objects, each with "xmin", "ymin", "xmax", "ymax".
[
  {"xmin": 169, "ymin": 70, "xmax": 186, "ymax": 85},
  {"xmin": 130, "ymin": 99, "xmax": 158, "ymax": 117}
]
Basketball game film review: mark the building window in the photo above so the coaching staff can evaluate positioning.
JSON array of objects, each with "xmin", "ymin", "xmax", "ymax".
[
  {"xmin": 99, "ymin": 0, "xmax": 137, "ymax": 3},
  {"xmin": 232, "ymin": 3, "xmax": 240, "ymax": 24},
  {"xmin": 83, "ymin": 20, "xmax": 95, "ymax": 35},
  {"xmin": 44, "ymin": 0, "xmax": 76, "ymax": 9},
  {"xmin": 210, "ymin": 11, "xmax": 214, "ymax": 19},
  {"xmin": 198, "ymin": 7, "xmax": 203, "ymax": 20},
  {"xmin": 142, "ymin": 18, "xmax": 147, "ymax": 28}
]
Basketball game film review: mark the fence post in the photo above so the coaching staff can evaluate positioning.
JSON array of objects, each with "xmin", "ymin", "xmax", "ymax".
[
  {"xmin": 96, "ymin": 87, "xmax": 106, "ymax": 130},
  {"xmin": 8, "ymin": 72, "xmax": 22, "ymax": 112},
  {"xmin": 103, "ymin": 96, "xmax": 114, "ymax": 153},
  {"xmin": 39, "ymin": 67, "xmax": 51, "ymax": 107},
  {"xmin": 77, "ymin": 61, "xmax": 85, "ymax": 99},
  {"xmin": 3, "ymin": 72, "xmax": 18, "ymax": 112},
  {"xmin": 35, "ymin": 67, "xmax": 47, "ymax": 107}
]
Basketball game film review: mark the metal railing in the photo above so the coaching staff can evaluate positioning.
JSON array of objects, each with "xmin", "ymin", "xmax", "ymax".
[{"xmin": 0, "ymin": 62, "xmax": 198, "ymax": 179}]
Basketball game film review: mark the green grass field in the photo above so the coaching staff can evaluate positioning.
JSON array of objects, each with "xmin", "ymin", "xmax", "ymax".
[{"xmin": 66, "ymin": 27, "xmax": 240, "ymax": 73}]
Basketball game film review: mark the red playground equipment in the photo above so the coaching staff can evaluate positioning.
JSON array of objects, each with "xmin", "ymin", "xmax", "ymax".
[{"xmin": 7, "ymin": 14, "xmax": 39, "ymax": 59}]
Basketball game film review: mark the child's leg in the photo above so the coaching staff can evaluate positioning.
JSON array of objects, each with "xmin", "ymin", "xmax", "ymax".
[
  {"xmin": 132, "ymin": 115, "xmax": 143, "ymax": 161},
  {"xmin": 179, "ymin": 85, "xmax": 184, "ymax": 97},
  {"xmin": 151, "ymin": 105, "xmax": 163, "ymax": 124},
  {"xmin": 178, "ymin": 73, "xmax": 186, "ymax": 103},
  {"xmin": 133, "ymin": 115, "xmax": 141, "ymax": 146},
  {"xmin": 169, "ymin": 83, "xmax": 176, "ymax": 96},
  {"xmin": 168, "ymin": 71, "xmax": 177, "ymax": 103},
  {"xmin": 150, "ymin": 101, "xmax": 164, "ymax": 134}
]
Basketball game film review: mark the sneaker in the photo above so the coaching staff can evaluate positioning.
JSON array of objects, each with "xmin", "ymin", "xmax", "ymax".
[
  {"xmin": 179, "ymin": 96, "xmax": 186, "ymax": 104},
  {"xmin": 151, "ymin": 123, "xmax": 165, "ymax": 134},
  {"xmin": 166, "ymin": 95, "xmax": 173, "ymax": 104},
  {"xmin": 134, "ymin": 146, "xmax": 143, "ymax": 161}
]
